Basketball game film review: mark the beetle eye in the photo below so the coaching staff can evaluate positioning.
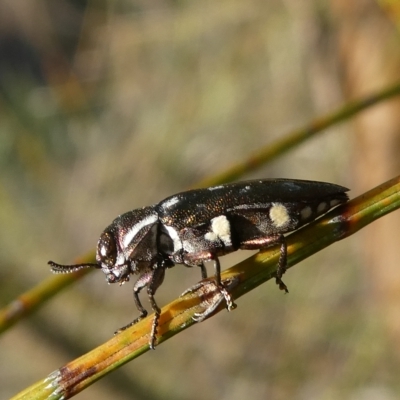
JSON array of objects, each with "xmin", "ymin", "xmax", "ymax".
[{"xmin": 97, "ymin": 232, "xmax": 117, "ymax": 268}]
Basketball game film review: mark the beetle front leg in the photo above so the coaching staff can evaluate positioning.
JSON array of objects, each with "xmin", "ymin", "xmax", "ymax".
[
  {"xmin": 240, "ymin": 234, "xmax": 289, "ymax": 293},
  {"xmin": 147, "ymin": 266, "xmax": 165, "ymax": 349},
  {"xmin": 115, "ymin": 266, "xmax": 165, "ymax": 349},
  {"xmin": 115, "ymin": 272, "xmax": 151, "ymax": 334}
]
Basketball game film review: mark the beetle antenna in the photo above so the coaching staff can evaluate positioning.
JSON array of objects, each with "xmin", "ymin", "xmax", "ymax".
[{"xmin": 48, "ymin": 260, "xmax": 100, "ymax": 273}]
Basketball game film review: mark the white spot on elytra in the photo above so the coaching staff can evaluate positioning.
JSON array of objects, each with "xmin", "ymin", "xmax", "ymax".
[
  {"xmin": 317, "ymin": 202, "xmax": 327, "ymax": 213},
  {"xmin": 205, "ymin": 231, "xmax": 218, "ymax": 242},
  {"xmin": 208, "ymin": 185, "xmax": 225, "ymax": 191},
  {"xmin": 123, "ymin": 214, "xmax": 158, "ymax": 248},
  {"xmin": 161, "ymin": 196, "xmax": 179, "ymax": 209},
  {"xmin": 300, "ymin": 206, "xmax": 312, "ymax": 220},
  {"xmin": 330, "ymin": 199, "xmax": 341, "ymax": 207},
  {"xmin": 269, "ymin": 203, "xmax": 290, "ymax": 228},
  {"xmin": 205, "ymin": 215, "xmax": 232, "ymax": 246},
  {"xmin": 240, "ymin": 185, "xmax": 251, "ymax": 194}
]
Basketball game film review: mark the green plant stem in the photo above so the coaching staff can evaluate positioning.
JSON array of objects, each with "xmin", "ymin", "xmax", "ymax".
[
  {"xmin": 11, "ymin": 175, "xmax": 400, "ymax": 400},
  {"xmin": 0, "ymin": 253, "xmax": 95, "ymax": 334}
]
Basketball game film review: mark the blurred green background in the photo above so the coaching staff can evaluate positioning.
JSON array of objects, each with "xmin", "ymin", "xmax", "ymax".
[{"xmin": 1, "ymin": 1, "xmax": 400, "ymax": 399}]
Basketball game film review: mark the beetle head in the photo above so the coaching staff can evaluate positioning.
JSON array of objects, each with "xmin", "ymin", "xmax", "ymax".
[
  {"xmin": 49, "ymin": 207, "xmax": 160, "ymax": 285},
  {"xmin": 95, "ymin": 230, "xmax": 131, "ymax": 284}
]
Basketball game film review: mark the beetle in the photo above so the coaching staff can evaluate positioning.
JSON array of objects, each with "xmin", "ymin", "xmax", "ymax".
[{"xmin": 49, "ymin": 178, "xmax": 349, "ymax": 348}]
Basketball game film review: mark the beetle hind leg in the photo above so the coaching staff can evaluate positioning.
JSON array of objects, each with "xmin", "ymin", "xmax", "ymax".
[
  {"xmin": 275, "ymin": 238, "xmax": 289, "ymax": 293},
  {"xmin": 239, "ymin": 234, "xmax": 289, "ymax": 293}
]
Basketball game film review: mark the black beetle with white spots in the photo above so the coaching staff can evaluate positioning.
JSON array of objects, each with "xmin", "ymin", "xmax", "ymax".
[{"xmin": 49, "ymin": 178, "xmax": 349, "ymax": 349}]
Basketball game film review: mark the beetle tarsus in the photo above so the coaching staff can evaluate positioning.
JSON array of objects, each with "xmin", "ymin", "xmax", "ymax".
[
  {"xmin": 275, "ymin": 277, "xmax": 289, "ymax": 293},
  {"xmin": 218, "ymin": 284, "xmax": 237, "ymax": 311},
  {"xmin": 275, "ymin": 235, "xmax": 289, "ymax": 293},
  {"xmin": 114, "ymin": 311, "xmax": 147, "ymax": 335},
  {"xmin": 183, "ymin": 276, "xmax": 239, "ymax": 322},
  {"xmin": 149, "ymin": 312, "xmax": 160, "ymax": 349}
]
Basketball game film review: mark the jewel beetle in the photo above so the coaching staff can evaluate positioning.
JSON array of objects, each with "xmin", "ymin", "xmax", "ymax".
[{"xmin": 49, "ymin": 178, "xmax": 349, "ymax": 348}]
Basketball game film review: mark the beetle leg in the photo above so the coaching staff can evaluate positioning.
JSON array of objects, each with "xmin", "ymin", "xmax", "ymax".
[
  {"xmin": 182, "ymin": 276, "xmax": 239, "ymax": 322},
  {"xmin": 115, "ymin": 272, "xmax": 151, "ymax": 333},
  {"xmin": 199, "ymin": 263, "xmax": 208, "ymax": 279},
  {"xmin": 213, "ymin": 256, "xmax": 222, "ymax": 286},
  {"xmin": 240, "ymin": 234, "xmax": 288, "ymax": 293},
  {"xmin": 183, "ymin": 252, "xmax": 237, "ymax": 311},
  {"xmin": 183, "ymin": 251, "xmax": 213, "ymax": 269},
  {"xmin": 276, "ymin": 238, "xmax": 288, "ymax": 292},
  {"xmin": 183, "ymin": 251, "xmax": 217, "ymax": 282},
  {"xmin": 211, "ymin": 256, "xmax": 237, "ymax": 309},
  {"xmin": 147, "ymin": 266, "xmax": 165, "ymax": 349},
  {"xmin": 115, "ymin": 266, "xmax": 165, "ymax": 349}
]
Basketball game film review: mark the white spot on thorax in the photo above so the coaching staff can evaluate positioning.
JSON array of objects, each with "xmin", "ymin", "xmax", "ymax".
[
  {"xmin": 269, "ymin": 203, "xmax": 290, "ymax": 228},
  {"xmin": 163, "ymin": 225, "xmax": 183, "ymax": 252},
  {"xmin": 123, "ymin": 214, "xmax": 158, "ymax": 248},
  {"xmin": 205, "ymin": 215, "xmax": 232, "ymax": 246}
]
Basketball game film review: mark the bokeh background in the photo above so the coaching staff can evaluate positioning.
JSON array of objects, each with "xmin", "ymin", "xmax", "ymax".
[{"xmin": 1, "ymin": 1, "xmax": 400, "ymax": 399}]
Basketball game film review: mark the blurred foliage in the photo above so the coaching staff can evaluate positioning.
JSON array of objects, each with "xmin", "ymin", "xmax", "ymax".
[{"xmin": 1, "ymin": 1, "xmax": 400, "ymax": 400}]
